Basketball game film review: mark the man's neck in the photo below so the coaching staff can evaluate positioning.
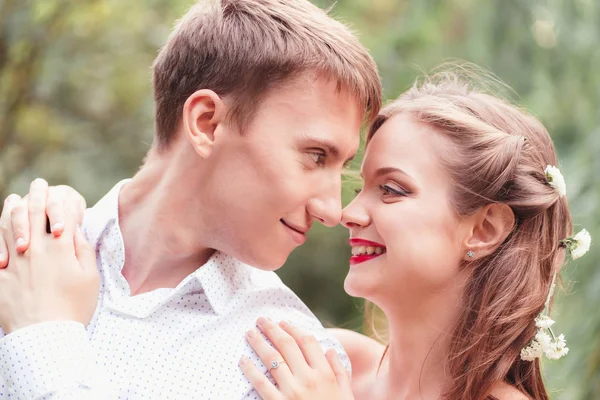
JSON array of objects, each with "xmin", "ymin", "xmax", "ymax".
[
  {"xmin": 117, "ymin": 147, "xmax": 215, "ymax": 296},
  {"xmin": 372, "ymin": 278, "xmax": 467, "ymax": 400}
]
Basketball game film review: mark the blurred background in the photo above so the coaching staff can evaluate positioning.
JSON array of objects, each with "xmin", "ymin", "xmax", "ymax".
[{"xmin": 1, "ymin": 0, "xmax": 598, "ymax": 397}]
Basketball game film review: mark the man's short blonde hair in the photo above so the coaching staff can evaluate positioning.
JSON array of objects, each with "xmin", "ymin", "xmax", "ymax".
[{"xmin": 152, "ymin": 0, "xmax": 381, "ymax": 148}]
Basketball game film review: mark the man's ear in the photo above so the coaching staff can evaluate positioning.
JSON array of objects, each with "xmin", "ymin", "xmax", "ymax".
[
  {"xmin": 463, "ymin": 203, "xmax": 515, "ymax": 261},
  {"xmin": 182, "ymin": 89, "xmax": 227, "ymax": 159}
]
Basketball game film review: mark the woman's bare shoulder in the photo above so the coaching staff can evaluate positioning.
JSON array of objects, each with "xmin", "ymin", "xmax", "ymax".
[
  {"xmin": 327, "ymin": 328, "xmax": 386, "ymax": 375},
  {"xmin": 490, "ymin": 382, "xmax": 531, "ymax": 400}
]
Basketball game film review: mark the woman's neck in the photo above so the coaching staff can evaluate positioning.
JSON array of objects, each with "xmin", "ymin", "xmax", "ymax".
[{"xmin": 369, "ymin": 275, "xmax": 468, "ymax": 400}]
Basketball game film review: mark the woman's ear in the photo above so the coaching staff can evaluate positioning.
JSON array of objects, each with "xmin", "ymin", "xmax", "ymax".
[
  {"xmin": 463, "ymin": 203, "xmax": 515, "ymax": 261},
  {"xmin": 182, "ymin": 89, "xmax": 227, "ymax": 159}
]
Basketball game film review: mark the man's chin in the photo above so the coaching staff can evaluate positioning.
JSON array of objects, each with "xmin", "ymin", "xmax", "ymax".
[{"xmin": 238, "ymin": 251, "xmax": 288, "ymax": 272}]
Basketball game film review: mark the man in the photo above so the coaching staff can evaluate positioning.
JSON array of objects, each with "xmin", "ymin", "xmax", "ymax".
[{"xmin": 0, "ymin": 0, "xmax": 381, "ymax": 398}]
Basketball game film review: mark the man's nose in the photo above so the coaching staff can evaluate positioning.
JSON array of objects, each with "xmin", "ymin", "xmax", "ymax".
[{"xmin": 306, "ymin": 178, "xmax": 342, "ymax": 227}]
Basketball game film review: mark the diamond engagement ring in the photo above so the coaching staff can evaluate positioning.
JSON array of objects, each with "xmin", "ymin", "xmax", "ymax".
[{"xmin": 268, "ymin": 360, "xmax": 286, "ymax": 373}]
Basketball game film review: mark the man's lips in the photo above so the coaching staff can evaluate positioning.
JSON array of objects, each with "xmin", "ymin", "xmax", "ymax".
[
  {"xmin": 281, "ymin": 219, "xmax": 309, "ymax": 234},
  {"xmin": 281, "ymin": 219, "xmax": 308, "ymax": 244},
  {"xmin": 349, "ymin": 238, "xmax": 386, "ymax": 266}
]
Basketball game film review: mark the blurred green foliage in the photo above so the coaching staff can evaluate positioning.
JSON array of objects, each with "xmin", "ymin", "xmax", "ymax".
[{"xmin": 1, "ymin": 0, "xmax": 598, "ymax": 397}]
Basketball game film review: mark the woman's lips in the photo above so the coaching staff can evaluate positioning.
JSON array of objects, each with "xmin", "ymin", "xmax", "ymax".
[
  {"xmin": 348, "ymin": 238, "xmax": 386, "ymax": 266},
  {"xmin": 349, "ymin": 238, "xmax": 385, "ymax": 247}
]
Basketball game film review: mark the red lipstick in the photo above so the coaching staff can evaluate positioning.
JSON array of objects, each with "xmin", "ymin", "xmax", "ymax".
[{"xmin": 348, "ymin": 238, "xmax": 386, "ymax": 266}]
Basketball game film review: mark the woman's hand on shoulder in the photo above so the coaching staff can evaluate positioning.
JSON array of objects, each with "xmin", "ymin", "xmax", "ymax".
[
  {"xmin": 327, "ymin": 328, "xmax": 386, "ymax": 378},
  {"xmin": 240, "ymin": 318, "xmax": 354, "ymax": 400}
]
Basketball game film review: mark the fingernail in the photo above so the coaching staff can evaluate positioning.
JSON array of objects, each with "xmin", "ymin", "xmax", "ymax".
[
  {"xmin": 279, "ymin": 320, "xmax": 288, "ymax": 328},
  {"xmin": 258, "ymin": 317, "xmax": 274, "ymax": 328},
  {"xmin": 239, "ymin": 356, "xmax": 248, "ymax": 366},
  {"xmin": 246, "ymin": 329, "xmax": 257, "ymax": 339},
  {"xmin": 15, "ymin": 238, "xmax": 26, "ymax": 249},
  {"xmin": 52, "ymin": 223, "xmax": 64, "ymax": 233}
]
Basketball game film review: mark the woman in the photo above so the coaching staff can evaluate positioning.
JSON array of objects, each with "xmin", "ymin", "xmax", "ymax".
[{"xmin": 239, "ymin": 70, "xmax": 591, "ymax": 399}]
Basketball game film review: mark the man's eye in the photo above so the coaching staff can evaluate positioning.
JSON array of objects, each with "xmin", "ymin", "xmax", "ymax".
[
  {"xmin": 354, "ymin": 188, "xmax": 362, "ymax": 195},
  {"xmin": 308, "ymin": 152, "xmax": 326, "ymax": 166}
]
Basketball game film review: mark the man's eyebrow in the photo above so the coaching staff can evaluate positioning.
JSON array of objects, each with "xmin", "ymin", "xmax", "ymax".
[
  {"xmin": 308, "ymin": 139, "xmax": 340, "ymax": 158},
  {"xmin": 301, "ymin": 136, "xmax": 356, "ymax": 166}
]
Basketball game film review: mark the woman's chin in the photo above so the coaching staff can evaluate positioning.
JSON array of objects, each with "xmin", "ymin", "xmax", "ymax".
[{"xmin": 343, "ymin": 273, "xmax": 376, "ymax": 298}]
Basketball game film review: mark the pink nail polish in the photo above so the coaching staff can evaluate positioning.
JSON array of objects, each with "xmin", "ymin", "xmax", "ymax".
[
  {"xmin": 15, "ymin": 238, "xmax": 26, "ymax": 249},
  {"xmin": 52, "ymin": 223, "xmax": 64, "ymax": 233}
]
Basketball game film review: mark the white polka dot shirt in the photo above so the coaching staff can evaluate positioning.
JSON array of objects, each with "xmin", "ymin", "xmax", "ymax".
[{"xmin": 0, "ymin": 181, "xmax": 350, "ymax": 399}]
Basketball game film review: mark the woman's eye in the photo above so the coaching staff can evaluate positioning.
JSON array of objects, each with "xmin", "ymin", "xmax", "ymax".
[
  {"xmin": 308, "ymin": 152, "xmax": 326, "ymax": 166},
  {"xmin": 379, "ymin": 184, "xmax": 408, "ymax": 197}
]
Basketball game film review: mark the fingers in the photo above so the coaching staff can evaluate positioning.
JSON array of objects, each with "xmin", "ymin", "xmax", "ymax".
[
  {"xmin": 278, "ymin": 321, "xmax": 330, "ymax": 371},
  {"xmin": 10, "ymin": 200, "xmax": 29, "ymax": 252},
  {"xmin": 45, "ymin": 190, "xmax": 65, "ymax": 237},
  {"xmin": 245, "ymin": 328, "xmax": 294, "ymax": 386},
  {"xmin": 74, "ymin": 227, "xmax": 96, "ymax": 272},
  {"xmin": 239, "ymin": 356, "xmax": 281, "ymax": 400},
  {"xmin": 47, "ymin": 186, "xmax": 87, "ymax": 238},
  {"xmin": 0, "ymin": 233, "xmax": 6, "ymax": 268},
  {"xmin": 27, "ymin": 179, "xmax": 49, "ymax": 246},
  {"xmin": 0, "ymin": 195, "xmax": 20, "ymax": 268},
  {"xmin": 325, "ymin": 349, "xmax": 353, "ymax": 397},
  {"xmin": 256, "ymin": 317, "xmax": 309, "ymax": 376},
  {"xmin": 1, "ymin": 194, "xmax": 23, "ymax": 257}
]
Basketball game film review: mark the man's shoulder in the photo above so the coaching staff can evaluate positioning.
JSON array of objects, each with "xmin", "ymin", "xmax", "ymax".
[
  {"xmin": 238, "ymin": 268, "xmax": 315, "ymax": 321},
  {"xmin": 81, "ymin": 179, "xmax": 129, "ymax": 245},
  {"xmin": 233, "ymin": 267, "xmax": 351, "ymax": 371}
]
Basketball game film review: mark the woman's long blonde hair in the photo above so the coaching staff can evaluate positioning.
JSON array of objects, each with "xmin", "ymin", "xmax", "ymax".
[{"xmin": 366, "ymin": 67, "xmax": 572, "ymax": 400}]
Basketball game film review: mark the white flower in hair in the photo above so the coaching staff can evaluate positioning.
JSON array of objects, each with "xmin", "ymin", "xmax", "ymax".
[
  {"xmin": 520, "ymin": 340, "xmax": 543, "ymax": 362},
  {"xmin": 561, "ymin": 228, "xmax": 592, "ymax": 260},
  {"xmin": 535, "ymin": 330, "xmax": 552, "ymax": 349},
  {"xmin": 535, "ymin": 315, "xmax": 555, "ymax": 329},
  {"xmin": 545, "ymin": 165, "xmax": 567, "ymax": 197},
  {"xmin": 571, "ymin": 229, "xmax": 592, "ymax": 260},
  {"xmin": 521, "ymin": 271, "xmax": 569, "ymax": 362},
  {"xmin": 521, "ymin": 325, "xmax": 569, "ymax": 361},
  {"xmin": 545, "ymin": 334, "xmax": 569, "ymax": 360}
]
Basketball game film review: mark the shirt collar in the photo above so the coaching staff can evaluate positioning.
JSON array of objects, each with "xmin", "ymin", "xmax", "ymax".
[
  {"xmin": 83, "ymin": 179, "xmax": 251, "ymax": 315},
  {"xmin": 83, "ymin": 179, "xmax": 129, "ymax": 250},
  {"xmin": 191, "ymin": 251, "xmax": 252, "ymax": 315}
]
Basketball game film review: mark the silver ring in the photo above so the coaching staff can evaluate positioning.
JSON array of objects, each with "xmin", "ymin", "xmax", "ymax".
[{"xmin": 268, "ymin": 360, "xmax": 286, "ymax": 373}]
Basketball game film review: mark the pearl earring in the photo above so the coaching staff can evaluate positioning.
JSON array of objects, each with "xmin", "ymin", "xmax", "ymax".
[{"xmin": 467, "ymin": 251, "xmax": 475, "ymax": 258}]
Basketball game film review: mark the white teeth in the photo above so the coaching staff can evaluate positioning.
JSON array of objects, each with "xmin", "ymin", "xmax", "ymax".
[{"xmin": 351, "ymin": 245, "xmax": 386, "ymax": 256}]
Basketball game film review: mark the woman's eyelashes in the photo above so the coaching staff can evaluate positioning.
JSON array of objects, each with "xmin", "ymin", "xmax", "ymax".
[
  {"xmin": 380, "ymin": 183, "xmax": 409, "ymax": 197},
  {"xmin": 353, "ymin": 183, "xmax": 410, "ymax": 198}
]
